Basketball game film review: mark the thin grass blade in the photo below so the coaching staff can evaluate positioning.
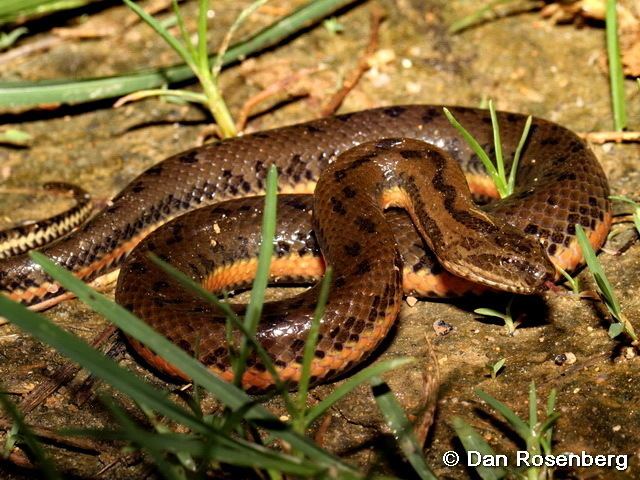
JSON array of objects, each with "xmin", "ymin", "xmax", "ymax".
[
  {"xmin": 235, "ymin": 165, "xmax": 278, "ymax": 385},
  {"xmin": 508, "ymin": 115, "xmax": 531, "ymax": 194},
  {"xmin": 606, "ymin": 0, "xmax": 627, "ymax": 131},
  {"xmin": 123, "ymin": 0, "xmax": 194, "ymax": 70},
  {"xmin": 475, "ymin": 389, "xmax": 530, "ymax": 440},
  {"xmin": 370, "ymin": 377, "xmax": 437, "ymax": 480},
  {"xmin": 451, "ymin": 416, "xmax": 505, "ymax": 480},
  {"xmin": 303, "ymin": 358, "xmax": 414, "ymax": 428}
]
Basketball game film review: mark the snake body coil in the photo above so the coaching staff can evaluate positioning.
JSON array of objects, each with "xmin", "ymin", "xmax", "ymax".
[{"xmin": 0, "ymin": 106, "xmax": 611, "ymax": 389}]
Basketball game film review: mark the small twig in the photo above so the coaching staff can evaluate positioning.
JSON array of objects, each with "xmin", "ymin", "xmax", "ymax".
[
  {"xmin": 0, "ymin": 418, "xmax": 103, "ymax": 453},
  {"xmin": 320, "ymin": 7, "xmax": 385, "ymax": 117},
  {"xmin": 235, "ymin": 67, "xmax": 320, "ymax": 132},
  {"xmin": 579, "ymin": 131, "xmax": 640, "ymax": 144},
  {"xmin": 0, "ymin": 36, "xmax": 62, "ymax": 66},
  {"xmin": 17, "ymin": 325, "xmax": 119, "ymax": 415},
  {"xmin": 312, "ymin": 413, "xmax": 332, "ymax": 447}
]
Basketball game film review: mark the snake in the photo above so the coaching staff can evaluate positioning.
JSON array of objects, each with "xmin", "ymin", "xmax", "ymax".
[
  {"xmin": 0, "ymin": 183, "xmax": 92, "ymax": 260},
  {"xmin": 0, "ymin": 105, "xmax": 611, "ymax": 390}
]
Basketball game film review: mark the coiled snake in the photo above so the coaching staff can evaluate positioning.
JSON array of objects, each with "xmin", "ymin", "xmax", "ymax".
[{"xmin": 0, "ymin": 105, "xmax": 611, "ymax": 390}]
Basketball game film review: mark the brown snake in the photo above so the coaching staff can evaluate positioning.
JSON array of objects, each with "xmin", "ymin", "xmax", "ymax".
[{"xmin": 0, "ymin": 106, "xmax": 611, "ymax": 390}]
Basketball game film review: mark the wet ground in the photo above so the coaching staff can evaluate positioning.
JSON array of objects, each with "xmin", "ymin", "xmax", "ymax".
[{"xmin": 1, "ymin": 0, "xmax": 640, "ymax": 478}]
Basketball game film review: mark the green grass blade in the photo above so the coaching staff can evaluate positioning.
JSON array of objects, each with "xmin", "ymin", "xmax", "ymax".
[
  {"xmin": 606, "ymin": 0, "xmax": 627, "ymax": 131},
  {"xmin": 489, "ymin": 100, "xmax": 505, "ymax": 181},
  {"xmin": 370, "ymin": 377, "xmax": 437, "ymax": 480},
  {"xmin": 0, "ymin": 0, "xmax": 357, "ymax": 107},
  {"xmin": 235, "ymin": 165, "xmax": 278, "ymax": 385},
  {"xmin": 443, "ymin": 107, "xmax": 507, "ymax": 196},
  {"xmin": 508, "ymin": 115, "xmax": 531, "ymax": 194},
  {"xmin": 196, "ymin": 0, "xmax": 209, "ymax": 73},
  {"xmin": 19, "ymin": 253, "xmax": 358, "ymax": 473},
  {"xmin": 172, "ymin": 0, "xmax": 196, "ymax": 60},
  {"xmin": 451, "ymin": 417, "xmax": 504, "ymax": 480},
  {"xmin": 0, "ymin": 0, "xmax": 93, "ymax": 25},
  {"xmin": 303, "ymin": 358, "xmax": 414, "ymax": 428},
  {"xmin": 123, "ymin": 0, "xmax": 195, "ymax": 71},
  {"xmin": 574, "ymin": 224, "xmax": 622, "ymax": 317},
  {"xmin": 475, "ymin": 389, "xmax": 530, "ymax": 440},
  {"xmin": 448, "ymin": 0, "xmax": 516, "ymax": 34},
  {"xmin": 0, "ymin": 390, "xmax": 62, "ymax": 480},
  {"xmin": 212, "ymin": 0, "xmax": 268, "ymax": 77}
]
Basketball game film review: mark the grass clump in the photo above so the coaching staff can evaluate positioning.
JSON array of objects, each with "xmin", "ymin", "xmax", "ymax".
[{"xmin": 452, "ymin": 382, "xmax": 558, "ymax": 480}]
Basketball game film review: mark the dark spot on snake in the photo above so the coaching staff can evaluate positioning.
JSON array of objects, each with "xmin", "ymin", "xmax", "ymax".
[
  {"xmin": 228, "ymin": 185, "xmax": 238, "ymax": 195},
  {"xmin": 334, "ymin": 277, "xmax": 346, "ymax": 288},
  {"xmin": 349, "ymin": 334, "xmax": 360, "ymax": 342},
  {"xmin": 342, "ymin": 185, "xmax": 357, "ymax": 198},
  {"xmin": 152, "ymin": 280, "xmax": 169, "ymax": 291},
  {"xmin": 524, "ymin": 224, "xmax": 538, "ymax": 235},
  {"xmin": 506, "ymin": 113, "xmax": 519, "ymax": 123},
  {"xmin": 541, "ymin": 137, "xmax": 560, "ymax": 146},
  {"xmin": 551, "ymin": 232, "xmax": 564, "ymax": 244},
  {"xmin": 295, "ymin": 355, "xmax": 304, "ymax": 363},
  {"xmin": 355, "ymin": 260, "xmax": 371, "ymax": 275},
  {"xmin": 558, "ymin": 172, "xmax": 577, "ymax": 181},
  {"xmin": 314, "ymin": 349, "xmax": 325, "ymax": 358},
  {"xmin": 129, "ymin": 261, "xmax": 147, "ymax": 274},
  {"xmin": 344, "ymin": 316, "xmax": 356, "ymax": 329},
  {"xmin": 567, "ymin": 213, "xmax": 579, "ymax": 224},
  {"xmin": 241, "ymin": 181, "xmax": 251, "ymax": 193},
  {"xmin": 421, "ymin": 108, "xmax": 438, "ymax": 123},
  {"xmin": 291, "ymin": 339, "xmax": 305, "ymax": 351},
  {"xmin": 222, "ymin": 169, "xmax": 232, "ymax": 178},
  {"xmin": 566, "ymin": 224, "xmax": 576, "ymax": 235},
  {"xmin": 147, "ymin": 165, "xmax": 163, "ymax": 175},
  {"xmin": 306, "ymin": 125, "xmax": 324, "ymax": 134},
  {"xmin": 579, "ymin": 206, "xmax": 588, "ymax": 215},
  {"xmin": 329, "ymin": 327, "xmax": 340, "ymax": 338},
  {"xmin": 580, "ymin": 216, "xmax": 591, "ymax": 227},
  {"xmin": 334, "ymin": 170, "xmax": 346, "ymax": 182},
  {"xmin": 337, "ymin": 112, "xmax": 353, "ymax": 122},
  {"xmin": 254, "ymin": 363, "xmax": 266, "ymax": 373},
  {"xmin": 344, "ymin": 242, "xmax": 362, "ymax": 257},
  {"xmin": 330, "ymin": 197, "xmax": 347, "ymax": 215},
  {"xmin": 383, "ymin": 106, "xmax": 406, "ymax": 117},
  {"xmin": 588, "ymin": 196, "xmax": 597, "ymax": 206},
  {"xmin": 131, "ymin": 182, "xmax": 145, "ymax": 193},
  {"xmin": 399, "ymin": 149, "xmax": 423, "ymax": 159},
  {"xmin": 547, "ymin": 197, "xmax": 558, "ymax": 206},
  {"xmin": 106, "ymin": 205, "xmax": 119, "ymax": 214},
  {"xmin": 275, "ymin": 360, "xmax": 286, "ymax": 367},
  {"xmin": 177, "ymin": 340, "xmax": 192, "ymax": 355},
  {"xmin": 179, "ymin": 151, "xmax": 199, "ymax": 163},
  {"xmin": 333, "ymin": 342, "xmax": 343, "ymax": 351},
  {"xmin": 547, "ymin": 243, "xmax": 557, "ymax": 256},
  {"xmin": 569, "ymin": 141, "xmax": 583, "ymax": 153},
  {"xmin": 355, "ymin": 216, "xmax": 376, "ymax": 233}
]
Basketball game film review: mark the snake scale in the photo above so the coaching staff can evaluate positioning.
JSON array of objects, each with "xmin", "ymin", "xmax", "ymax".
[{"xmin": 0, "ymin": 105, "xmax": 611, "ymax": 390}]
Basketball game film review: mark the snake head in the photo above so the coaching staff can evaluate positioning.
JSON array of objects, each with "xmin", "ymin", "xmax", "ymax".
[
  {"xmin": 443, "ymin": 227, "xmax": 557, "ymax": 295},
  {"xmin": 470, "ymin": 232, "xmax": 556, "ymax": 294}
]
